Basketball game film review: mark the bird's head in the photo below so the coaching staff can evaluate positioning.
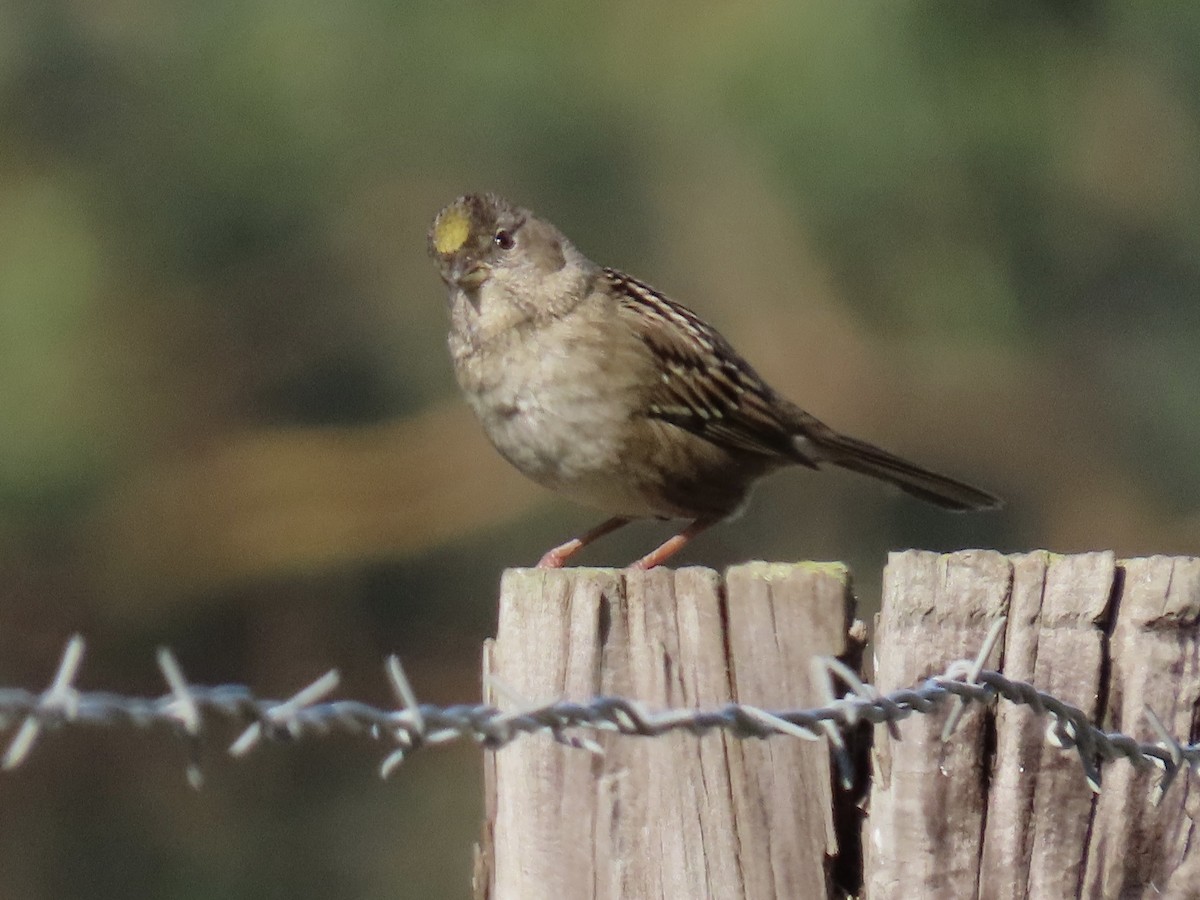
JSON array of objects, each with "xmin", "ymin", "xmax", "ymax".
[{"xmin": 428, "ymin": 193, "xmax": 592, "ymax": 320}]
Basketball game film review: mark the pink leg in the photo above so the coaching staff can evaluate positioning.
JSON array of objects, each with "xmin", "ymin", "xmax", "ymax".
[
  {"xmin": 629, "ymin": 517, "xmax": 717, "ymax": 570},
  {"xmin": 537, "ymin": 517, "xmax": 632, "ymax": 569}
]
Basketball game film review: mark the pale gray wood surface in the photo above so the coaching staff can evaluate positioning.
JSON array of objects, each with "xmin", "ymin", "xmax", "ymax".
[
  {"xmin": 863, "ymin": 550, "xmax": 1013, "ymax": 900},
  {"xmin": 478, "ymin": 554, "xmax": 1200, "ymax": 900},
  {"xmin": 478, "ymin": 564, "xmax": 854, "ymax": 900},
  {"xmin": 979, "ymin": 551, "xmax": 1115, "ymax": 900},
  {"xmin": 1082, "ymin": 556, "xmax": 1200, "ymax": 899},
  {"xmin": 866, "ymin": 551, "xmax": 1200, "ymax": 900},
  {"xmin": 724, "ymin": 562, "xmax": 855, "ymax": 894}
]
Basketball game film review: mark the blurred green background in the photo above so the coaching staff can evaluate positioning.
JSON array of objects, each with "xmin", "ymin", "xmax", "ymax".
[{"xmin": 2, "ymin": 2, "xmax": 1199, "ymax": 897}]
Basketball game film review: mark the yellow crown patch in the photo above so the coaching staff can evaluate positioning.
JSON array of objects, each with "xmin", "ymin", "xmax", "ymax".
[{"xmin": 432, "ymin": 209, "xmax": 471, "ymax": 254}]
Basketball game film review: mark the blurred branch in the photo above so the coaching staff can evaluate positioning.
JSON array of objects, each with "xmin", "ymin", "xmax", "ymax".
[{"xmin": 85, "ymin": 403, "xmax": 544, "ymax": 608}]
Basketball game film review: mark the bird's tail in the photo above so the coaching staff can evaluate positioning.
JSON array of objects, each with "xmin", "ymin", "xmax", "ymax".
[{"xmin": 813, "ymin": 431, "xmax": 1001, "ymax": 512}]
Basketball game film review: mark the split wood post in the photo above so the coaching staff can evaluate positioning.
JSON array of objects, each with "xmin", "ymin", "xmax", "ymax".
[
  {"xmin": 863, "ymin": 550, "xmax": 1200, "ymax": 900},
  {"xmin": 979, "ymin": 551, "xmax": 1115, "ymax": 900},
  {"xmin": 476, "ymin": 552, "xmax": 1200, "ymax": 900},
  {"xmin": 863, "ymin": 549, "xmax": 1013, "ymax": 899},
  {"xmin": 476, "ymin": 563, "xmax": 859, "ymax": 900},
  {"xmin": 1081, "ymin": 556, "xmax": 1200, "ymax": 897}
]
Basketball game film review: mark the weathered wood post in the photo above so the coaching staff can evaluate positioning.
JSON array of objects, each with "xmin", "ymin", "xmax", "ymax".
[
  {"xmin": 863, "ymin": 549, "xmax": 1013, "ymax": 898},
  {"xmin": 476, "ymin": 553, "xmax": 1200, "ymax": 900},
  {"xmin": 864, "ymin": 551, "xmax": 1200, "ymax": 899},
  {"xmin": 477, "ymin": 564, "xmax": 859, "ymax": 899}
]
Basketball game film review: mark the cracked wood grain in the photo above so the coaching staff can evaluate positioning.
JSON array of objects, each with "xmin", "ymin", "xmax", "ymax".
[{"xmin": 478, "ymin": 564, "xmax": 855, "ymax": 900}]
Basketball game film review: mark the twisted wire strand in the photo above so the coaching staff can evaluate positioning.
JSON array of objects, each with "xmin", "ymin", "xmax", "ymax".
[{"xmin": 0, "ymin": 625, "xmax": 1194, "ymax": 800}]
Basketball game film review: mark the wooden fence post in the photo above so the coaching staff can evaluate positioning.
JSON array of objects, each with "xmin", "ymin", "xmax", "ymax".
[
  {"xmin": 1081, "ymin": 556, "xmax": 1200, "ymax": 897},
  {"xmin": 477, "ymin": 563, "xmax": 858, "ymax": 900},
  {"xmin": 475, "ymin": 553, "xmax": 1200, "ymax": 900},
  {"xmin": 864, "ymin": 550, "xmax": 1200, "ymax": 900},
  {"xmin": 980, "ymin": 551, "xmax": 1114, "ymax": 900},
  {"xmin": 863, "ymin": 549, "xmax": 1013, "ymax": 899}
]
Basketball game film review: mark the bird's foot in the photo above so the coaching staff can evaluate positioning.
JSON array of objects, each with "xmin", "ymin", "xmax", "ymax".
[{"xmin": 536, "ymin": 542, "xmax": 579, "ymax": 569}]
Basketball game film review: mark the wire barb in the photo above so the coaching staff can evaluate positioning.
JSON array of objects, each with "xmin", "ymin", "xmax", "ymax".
[
  {"xmin": 941, "ymin": 616, "xmax": 1007, "ymax": 741},
  {"xmin": 228, "ymin": 670, "xmax": 341, "ymax": 757},
  {"xmin": 3, "ymin": 635, "xmax": 85, "ymax": 770}
]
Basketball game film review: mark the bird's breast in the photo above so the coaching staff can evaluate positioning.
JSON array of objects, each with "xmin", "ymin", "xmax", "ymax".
[{"xmin": 449, "ymin": 312, "xmax": 665, "ymax": 516}]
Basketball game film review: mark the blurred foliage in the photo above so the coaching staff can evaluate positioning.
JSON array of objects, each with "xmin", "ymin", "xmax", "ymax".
[{"xmin": 1, "ymin": 2, "xmax": 1198, "ymax": 898}]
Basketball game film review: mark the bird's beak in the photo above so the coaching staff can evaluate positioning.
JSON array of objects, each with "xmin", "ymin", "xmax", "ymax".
[{"xmin": 451, "ymin": 260, "xmax": 489, "ymax": 290}]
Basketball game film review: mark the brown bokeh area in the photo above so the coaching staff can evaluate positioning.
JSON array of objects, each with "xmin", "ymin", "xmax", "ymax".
[{"xmin": 1, "ymin": 4, "xmax": 1199, "ymax": 898}]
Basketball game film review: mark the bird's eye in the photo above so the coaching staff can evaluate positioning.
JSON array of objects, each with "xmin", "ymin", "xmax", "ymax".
[{"xmin": 493, "ymin": 229, "xmax": 515, "ymax": 250}]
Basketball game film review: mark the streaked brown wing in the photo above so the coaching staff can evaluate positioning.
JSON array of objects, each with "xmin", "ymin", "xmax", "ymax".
[{"xmin": 605, "ymin": 268, "xmax": 817, "ymax": 465}]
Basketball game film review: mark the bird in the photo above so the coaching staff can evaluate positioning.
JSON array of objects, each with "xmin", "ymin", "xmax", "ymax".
[{"xmin": 427, "ymin": 192, "xmax": 1001, "ymax": 570}]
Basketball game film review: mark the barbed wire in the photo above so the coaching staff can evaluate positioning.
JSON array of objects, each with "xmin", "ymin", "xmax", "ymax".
[{"xmin": 0, "ymin": 619, "xmax": 1195, "ymax": 801}]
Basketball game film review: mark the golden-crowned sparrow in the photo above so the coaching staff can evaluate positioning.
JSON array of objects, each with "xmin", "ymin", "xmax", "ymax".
[{"xmin": 428, "ymin": 193, "xmax": 1001, "ymax": 569}]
